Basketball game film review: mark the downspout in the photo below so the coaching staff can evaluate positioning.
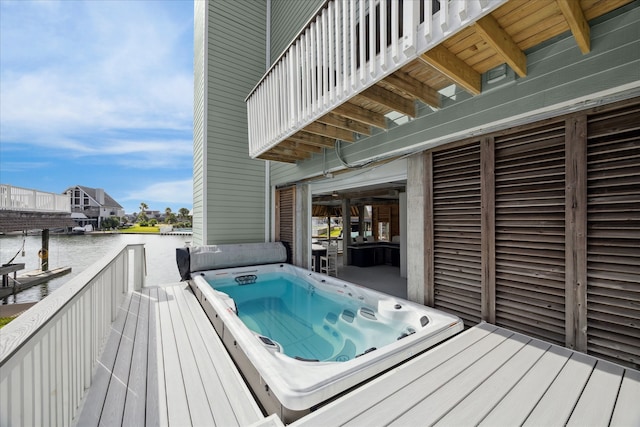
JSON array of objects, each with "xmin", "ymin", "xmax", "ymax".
[{"xmin": 265, "ymin": 0, "xmax": 271, "ymax": 242}]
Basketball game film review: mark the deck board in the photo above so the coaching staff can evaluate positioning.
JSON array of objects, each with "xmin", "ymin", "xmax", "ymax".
[
  {"xmin": 163, "ymin": 286, "xmax": 213, "ymax": 426},
  {"xmin": 298, "ymin": 323, "xmax": 499, "ymax": 427},
  {"xmin": 75, "ymin": 284, "xmax": 264, "ymax": 426},
  {"xmin": 292, "ymin": 322, "xmax": 640, "ymax": 427},
  {"xmin": 156, "ymin": 285, "xmax": 192, "ymax": 426},
  {"xmin": 172, "ymin": 282, "xmax": 263, "ymax": 426},
  {"xmin": 170, "ymin": 285, "xmax": 237, "ymax": 425},
  {"xmin": 478, "ymin": 343, "xmax": 574, "ymax": 426},
  {"xmin": 74, "ymin": 287, "xmax": 640, "ymax": 427},
  {"xmin": 123, "ymin": 287, "xmax": 150, "ymax": 426},
  {"xmin": 433, "ymin": 337, "xmax": 552, "ymax": 426},
  {"xmin": 390, "ymin": 332, "xmax": 532, "ymax": 426},
  {"xmin": 610, "ymin": 368, "xmax": 640, "ymax": 426},
  {"xmin": 75, "ymin": 292, "xmax": 133, "ymax": 427},
  {"xmin": 566, "ymin": 360, "xmax": 625, "ymax": 426},
  {"xmin": 101, "ymin": 291, "xmax": 141, "ymax": 425},
  {"xmin": 523, "ymin": 350, "xmax": 596, "ymax": 426},
  {"xmin": 342, "ymin": 326, "xmax": 514, "ymax": 426},
  {"xmin": 145, "ymin": 287, "xmax": 167, "ymax": 427}
]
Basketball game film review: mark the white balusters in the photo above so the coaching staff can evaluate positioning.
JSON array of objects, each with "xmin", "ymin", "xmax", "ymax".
[
  {"xmin": 0, "ymin": 184, "xmax": 70, "ymax": 213},
  {"xmin": 341, "ymin": 0, "xmax": 349, "ymax": 97},
  {"xmin": 328, "ymin": 2, "xmax": 336, "ymax": 105},
  {"xmin": 380, "ymin": 0, "xmax": 388, "ymax": 70},
  {"xmin": 322, "ymin": 11, "xmax": 329, "ymax": 107},
  {"xmin": 369, "ymin": 0, "xmax": 376, "ymax": 77},
  {"xmin": 391, "ymin": 0, "xmax": 399, "ymax": 62},
  {"xmin": 246, "ymin": 0, "xmax": 509, "ymax": 159},
  {"xmin": 440, "ymin": 0, "xmax": 450, "ymax": 32},
  {"xmin": 423, "ymin": 0, "xmax": 432, "ymax": 41},
  {"xmin": 350, "ymin": 0, "xmax": 357, "ymax": 90}
]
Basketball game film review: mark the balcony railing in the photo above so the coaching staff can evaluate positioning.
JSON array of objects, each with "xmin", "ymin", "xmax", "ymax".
[
  {"xmin": 0, "ymin": 184, "xmax": 70, "ymax": 213},
  {"xmin": 0, "ymin": 244, "xmax": 145, "ymax": 426},
  {"xmin": 246, "ymin": 0, "xmax": 507, "ymax": 159}
]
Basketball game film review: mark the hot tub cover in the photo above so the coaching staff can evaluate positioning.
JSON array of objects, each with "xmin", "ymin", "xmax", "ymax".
[{"xmin": 188, "ymin": 242, "xmax": 287, "ymax": 273}]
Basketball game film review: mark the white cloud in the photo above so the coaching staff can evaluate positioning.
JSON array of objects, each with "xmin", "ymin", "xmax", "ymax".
[
  {"xmin": 0, "ymin": 0, "xmax": 193, "ymax": 152},
  {"xmin": 123, "ymin": 179, "xmax": 194, "ymax": 207},
  {"xmin": 0, "ymin": 161, "xmax": 50, "ymax": 173}
]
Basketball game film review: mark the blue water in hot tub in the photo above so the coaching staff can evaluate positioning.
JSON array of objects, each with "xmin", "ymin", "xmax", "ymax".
[{"xmin": 213, "ymin": 273, "xmax": 412, "ymax": 362}]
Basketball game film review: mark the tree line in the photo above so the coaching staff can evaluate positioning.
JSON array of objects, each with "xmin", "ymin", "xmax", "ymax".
[{"xmin": 99, "ymin": 203, "xmax": 192, "ymax": 229}]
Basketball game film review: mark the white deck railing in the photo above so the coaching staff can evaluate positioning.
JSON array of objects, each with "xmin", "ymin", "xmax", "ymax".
[
  {"xmin": 0, "ymin": 184, "xmax": 70, "ymax": 213},
  {"xmin": 0, "ymin": 244, "xmax": 146, "ymax": 426},
  {"xmin": 246, "ymin": 0, "xmax": 507, "ymax": 159}
]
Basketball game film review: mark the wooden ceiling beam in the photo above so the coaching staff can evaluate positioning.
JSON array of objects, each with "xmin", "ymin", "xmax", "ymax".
[
  {"xmin": 358, "ymin": 84, "xmax": 417, "ymax": 118},
  {"xmin": 258, "ymin": 153, "xmax": 299, "ymax": 163},
  {"xmin": 420, "ymin": 45, "xmax": 481, "ymax": 95},
  {"xmin": 384, "ymin": 72, "xmax": 441, "ymax": 108},
  {"xmin": 318, "ymin": 113, "xmax": 372, "ymax": 136},
  {"xmin": 314, "ymin": 186, "xmax": 404, "ymax": 203},
  {"xmin": 557, "ymin": 0, "xmax": 590, "ymax": 54},
  {"xmin": 303, "ymin": 122, "xmax": 355, "ymax": 142},
  {"xmin": 333, "ymin": 102, "xmax": 388, "ymax": 130},
  {"xmin": 474, "ymin": 14, "xmax": 527, "ymax": 77},
  {"xmin": 278, "ymin": 140, "xmax": 322, "ymax": 154},
  {"xmin": 267, "ymin": 151, "xmax": 309, "ymax": 161},
  {"xmin": 268, "ymin": 145, "xmax": 313, "ymax": 160},
  {"xmin": 286, "ymin": 132, "xmax": 336, "ymax": 148}
]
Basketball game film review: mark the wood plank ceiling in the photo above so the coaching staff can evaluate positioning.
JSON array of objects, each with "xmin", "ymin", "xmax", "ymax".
[{"xmin": 258, "ymin": 0, "xmax": 633, "ymax": 163}]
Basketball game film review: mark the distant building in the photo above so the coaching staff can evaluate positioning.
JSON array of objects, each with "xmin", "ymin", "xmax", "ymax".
[
  {"xmin": 143, "ymin": 210, "xmax": 162, "ymax": 220},
  {"xmin": 64, "ymin": 185, "xmax": 124, "ymax": 227}
]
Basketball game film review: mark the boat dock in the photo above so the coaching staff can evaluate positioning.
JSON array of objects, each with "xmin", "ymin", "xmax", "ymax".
[{"xmin": 0, "ymin": 266, "xmax": 71, "ymax": 299}]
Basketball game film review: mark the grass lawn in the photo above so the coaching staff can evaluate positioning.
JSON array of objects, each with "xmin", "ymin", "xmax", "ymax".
[
  {"xmin": 0, "ymin": 317, "xmax": 14, "ymax": 328},
  {"xmin": 118, "ymin": 224, "xmax": 161, "ymax": 234}
]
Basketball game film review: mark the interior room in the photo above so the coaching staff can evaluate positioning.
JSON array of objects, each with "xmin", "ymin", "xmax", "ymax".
[{"xmin": 311, "ymin": 180, "xmax": 408, "ymax": 298}]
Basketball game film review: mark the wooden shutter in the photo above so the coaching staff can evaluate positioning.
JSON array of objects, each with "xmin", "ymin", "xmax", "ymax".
[
  {"xmin": 276, "ymin": 187, "xmax": 295, "ymax": 262},
  {"xmin": 432, "ymin": 143, "xmax": 482, "ymax": 324},
  {"xmin": 494, "ymin": 121, "xmax": 567, "ymax": 344},
  {"xmin": 586, "ymin": 103, "xmax": 640, "ymax": 367}
]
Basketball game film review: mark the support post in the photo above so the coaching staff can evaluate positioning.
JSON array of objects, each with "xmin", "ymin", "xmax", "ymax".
[
  {"xmin": 407, "ymin": 152, "xmax": 429, "ymax": 305},
  {"xmin": 40, "ymin": 229, "xmax": 50, "ymax": 271},
  {"xmin": 342, "ymin": 198, "xmax": 351, "ymax": 266},
  {"xmin": 132, "ymin": 244, "xmax": 146, "ymax": 291},
  {"xmin": 565, "ymin": 116, "xmax": 588, "ymax": 351}
]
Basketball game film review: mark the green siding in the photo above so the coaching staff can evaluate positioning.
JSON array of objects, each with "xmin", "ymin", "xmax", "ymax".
[
  {"xmin": 194, "ymin": 0, "xmax": 267, "ymax": 245},
  {"xmin": 270, "ymin": 0, "xmax": 325, "ymax": 65},
  {"xmin": 270, "ymin": 3, "xmax": 640, "ymax": 187},
  {"xmin": 193, "ymin": 0, "xmax": 206, "ymax": 245}
]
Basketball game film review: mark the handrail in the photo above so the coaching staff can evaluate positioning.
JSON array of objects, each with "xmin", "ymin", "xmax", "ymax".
[
  {"xmin": 0, "ymin": 184, "xmax": 70, "ymax": 213},
  {"xmin": 246, "ymin": 0, "xmax": 508, "ymax": 159},
  {"xmin": 0, "ymin": 243, "xmax": 146, "ymax": 426}
]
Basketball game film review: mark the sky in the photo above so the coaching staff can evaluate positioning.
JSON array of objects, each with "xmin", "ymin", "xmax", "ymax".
[{"xmin": 0, "ymin": 0, "xmax": 195, "ymax": 215}]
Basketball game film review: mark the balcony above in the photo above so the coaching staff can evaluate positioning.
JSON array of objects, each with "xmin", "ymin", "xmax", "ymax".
[
  {"xmin": 0, "ymin": 184, "xmax": 70, "ymax": 213},
  {"xmin": 246, "ymin": 0, "xmax": 633, "ymax": 163}
]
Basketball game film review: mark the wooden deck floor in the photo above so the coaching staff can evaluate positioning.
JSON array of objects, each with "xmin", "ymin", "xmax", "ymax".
[
  {"xmin": 75, "ymin": 285, "xmax": 640, "ymax": 427},
  {"xmin": 75, "ymin": 284, "xmax": 265, "ymax": 427},
  {"xmin": 292, "ymin": 322, "xmax": 640, "ymax": 427}
]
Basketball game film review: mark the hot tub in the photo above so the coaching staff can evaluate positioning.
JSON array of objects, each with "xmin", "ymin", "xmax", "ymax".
[{"xmin": 186, "ymin": 249, "xmax": 463, "ymax": 423}]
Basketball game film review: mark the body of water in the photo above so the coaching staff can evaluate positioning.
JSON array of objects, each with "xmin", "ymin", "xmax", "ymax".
[{"xmin": 0, "ymin": 233, "xmax": 192, "ymax": 304}]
